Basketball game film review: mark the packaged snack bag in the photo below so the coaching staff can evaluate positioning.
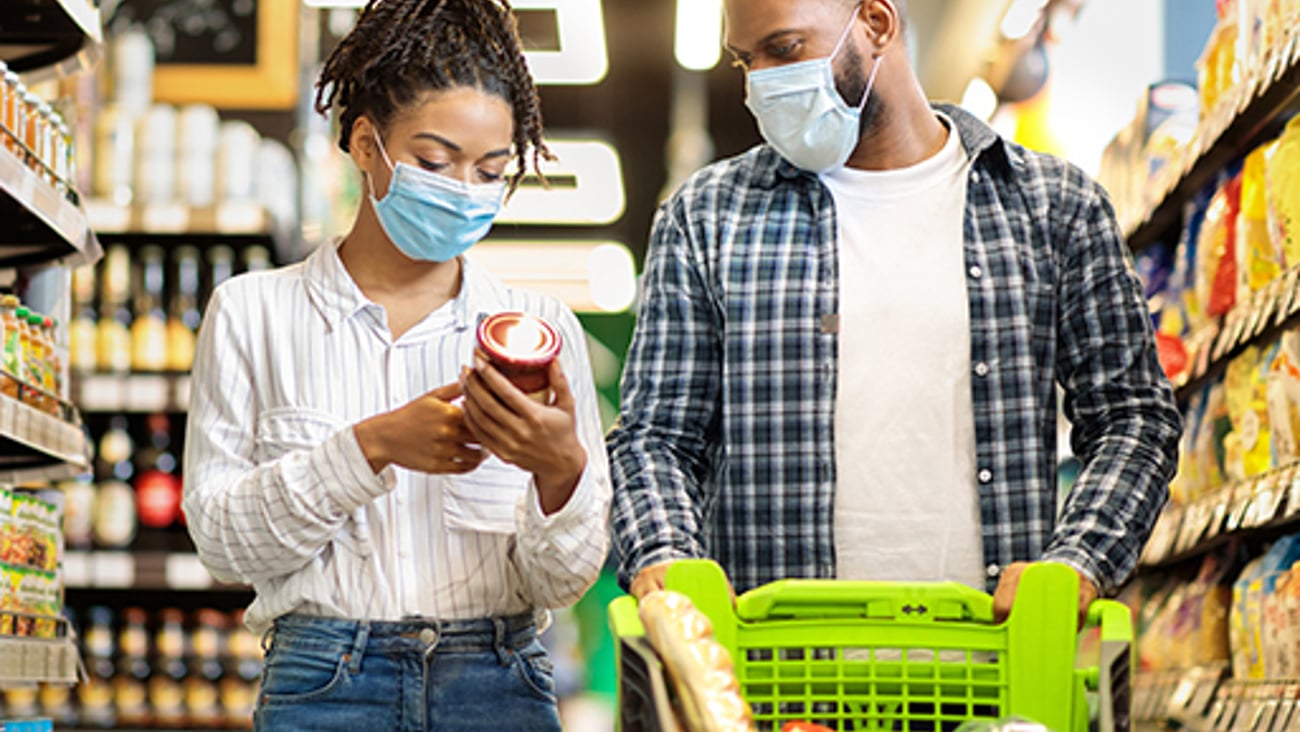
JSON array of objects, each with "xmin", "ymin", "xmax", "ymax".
[
  {"xmin": 1196, "ymin": 172, "xmax": 1243, "ymax": 319},
  {"xmin": 1237, "ymin": 140, "xmax": 1282, "ymax": 300},
  {"xmin": 1225, "ymin": 345, "xmax": 1273, "ymax": 479},
  {"xmin": 1267, "ymin": 330, "xmax": 1300, "ymax": 464},
  {"xmin": 0, "ymin": 562, "xmax": 61, "ymax": 638},
  {"xmin": 1232, "ymin": 554, "xmax": 1268, "ymax": 678},
  {"xmin": 1266, "ymin": 116, "xmax": 1300, "ymax": 266},
  {"xmin": 0, "ymin": 491, "xmax": 61, "ymax": 573}
]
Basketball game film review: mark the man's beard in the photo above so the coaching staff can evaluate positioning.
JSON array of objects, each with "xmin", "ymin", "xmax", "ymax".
[{"xmin": 834, "ymin": 37, "xmax": 883, "ymax": 137}]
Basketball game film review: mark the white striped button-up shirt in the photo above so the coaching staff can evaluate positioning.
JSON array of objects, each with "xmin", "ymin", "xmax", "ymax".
[{"xmin": 183, "ymin": 242, "xmax": 612, "ymax": 635}]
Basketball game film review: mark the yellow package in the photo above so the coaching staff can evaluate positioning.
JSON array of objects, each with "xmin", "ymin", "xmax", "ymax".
[
  {"xmin": 1197, "ymin": 383, "xmax": 1231, "ymax": 490},
  {"xmin": 1225, "ymin": 345, "xmax": 1273, "ymax": 479},
  {"xmin": 1238, "ymin": 140, "xmax": 1282, "ymax": 299},
  {"xmin": 1268, "ymin": 331, "xmax": 1300, "ymax": 464},
  {"xmin": 1232, "ymin": 555, "xmax": 1267, "ymax": 678},
  {"xmin": 1267, "ymin": 116, "xmax": 1300, "ymax": 267}
]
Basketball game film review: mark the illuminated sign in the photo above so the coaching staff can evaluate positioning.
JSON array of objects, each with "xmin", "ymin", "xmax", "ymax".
[{"xmin": 498, "ymin": 140, "xmax": 625, "ymax": 226}]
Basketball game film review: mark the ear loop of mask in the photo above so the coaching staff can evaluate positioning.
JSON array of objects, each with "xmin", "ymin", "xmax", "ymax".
[
  {"xmin": 830, "ymin": 3, "xmax": 883, "ymax": 114},
  {"xmin": 367, "ymin": 129, "xmax": 395, "ymax": 201}
]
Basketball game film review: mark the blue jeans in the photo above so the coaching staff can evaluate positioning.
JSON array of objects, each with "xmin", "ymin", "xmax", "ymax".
[{"xmin": 253, "ymin": 614, "xmax": 561, "ymax": 731}]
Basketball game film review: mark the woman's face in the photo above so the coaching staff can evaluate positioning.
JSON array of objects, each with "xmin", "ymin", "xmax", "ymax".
[{"xmin": 355, "ymin": 86, "xmax": 515, "ymax": 196}]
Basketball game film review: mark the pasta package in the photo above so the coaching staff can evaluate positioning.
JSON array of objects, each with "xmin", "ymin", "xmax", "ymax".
[
  {"xmin": 640, "ymin": 591, "xmax": 755, "ymax": 732},
  {"xmin": 1195, "ymin": 173, "xmax": 1242, "ymax": 319}
]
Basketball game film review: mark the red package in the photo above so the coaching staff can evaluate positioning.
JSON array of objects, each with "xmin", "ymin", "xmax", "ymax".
[
  {"xmin": 1207, "ymin": 173, "xmax": 1243, "ymax": 318},
  {"xmin": 781, "ymin": 724, "xmax": 836, "ymax": 732}
]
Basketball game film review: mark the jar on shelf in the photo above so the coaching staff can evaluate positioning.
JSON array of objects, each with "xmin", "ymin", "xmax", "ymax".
[
  {"xmin": 54, "ymin": 120, "xmax": 72, "ymax": 194},
  {"xmin": 37, "ymin": 101, "xmax": 55, "ymax": 185},
  {"xmin": 22, "ymin": 91, "xmax": 40, "ymax": 166},
  {"xmin": 7, "ymin": 77, "xmax": 26, "ymax": 156}
]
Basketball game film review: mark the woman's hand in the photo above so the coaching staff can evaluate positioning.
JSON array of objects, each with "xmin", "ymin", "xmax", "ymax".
[
  {"xmin": 354, "ymin": 382, "xmax": 487, "ymax": 475},
  {"xmin": 460, "ymin": 357, "xmax": 588, "ymax": 515}
]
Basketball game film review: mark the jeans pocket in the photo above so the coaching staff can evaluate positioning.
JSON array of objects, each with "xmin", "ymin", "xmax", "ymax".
[
  {"xmin": 511, "ymin": 639, "xmax": 557, "ymax": 702},
  {"xmin": 259, "ymin": 643, "xmax": 351, "ymax": 705}
]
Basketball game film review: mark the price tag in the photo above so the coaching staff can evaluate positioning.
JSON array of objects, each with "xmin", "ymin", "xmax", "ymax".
[
  {"xmin": 1248, "ymin": 294, "xmax": 1269, "ymax": 340},
  {"xmin": 1228, "ymin": 484, "xmax": 1255, "ymax": 533},
  {"xmin": 62, "ymin": 551, "xmax": 89, "ymax": 588},
  {"xmin": 216, "ymin": 200, "xmax": 264, "ymax": 234},
  {"xmin": 1277, "ymin": 270, "xmax": 1299, "ymax": 326},
  {"xmin": 76, "ymin": 374, "xmax": 125, "ymax": 413},
  {"xmin": 1287, "ymin": 268, "xmax": 1300, "ymax": 319},
  {"xmin": 165, "ymin": 554, "xmax": 214, "ymax": 590},
  {"xmin": 142, "ymin": 202, "xmax": 189, "ymax": 233},
  {"xmin": 91, "ymin": 552, "xmax": 135, "ymax": 588},
  {"xmin": 1259, "ymin": 699, "xmax": 1279, "ymax": 731},
  {"xmin": 125, "ymin": 375, "xmax": 169, "ymax": 412},
  {"xmin": 1170, "ymin": 678, "xmax": 1198, "ymax": 710}
]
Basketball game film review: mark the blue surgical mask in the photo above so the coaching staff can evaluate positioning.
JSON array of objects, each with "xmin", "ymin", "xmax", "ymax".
[
  {"xmin": 368, "ymin": 133, "xmax": 506, "ymax": 263},
  {"xmin": 744, "ymin": 6, "xmax": 882, "ymax": 174}
]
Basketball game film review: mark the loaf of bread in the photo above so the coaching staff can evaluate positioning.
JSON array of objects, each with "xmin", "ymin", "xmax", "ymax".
[{"xmin": 639, "ymin": 590, "xmax": 755, "ymax": 732}]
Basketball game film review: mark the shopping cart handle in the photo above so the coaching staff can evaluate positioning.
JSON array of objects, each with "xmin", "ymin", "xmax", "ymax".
[{"xmin": 736, "ymin": 578, "xmax": 995, "ymax": 623}]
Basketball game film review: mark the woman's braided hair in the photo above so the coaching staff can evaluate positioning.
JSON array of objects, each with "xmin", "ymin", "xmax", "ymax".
[{"xmin": 315, "ymin": 0, "xmax": 551, "ymax": 191}]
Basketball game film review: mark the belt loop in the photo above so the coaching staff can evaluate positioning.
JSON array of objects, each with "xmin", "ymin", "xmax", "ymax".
[
  {"xmin": 493, "ymin": 617, "xmax": 511, "ymax": 666},
  {"xmin": 494, "ymin": 617, "xmax": 507, "ymax": 648},
  {"xmin": 260, "ymin": 626, "xmax": 275, "ymax": 655},
  {"xmin": 348, "ymin": 621, "xmax": 369, "ymax": 674}
]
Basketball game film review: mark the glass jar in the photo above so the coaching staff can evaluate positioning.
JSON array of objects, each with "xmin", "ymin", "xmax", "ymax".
[
  {"xmin": 37, "ymin": 102, "xmax": 55, "ymax": 184},
  {"xmin": 55, "ymin": 120, "xmax": 72, "ymax": 194},
  {"xmin": 8, "ymin": 79, "xmax": 26, "ymax": 156},
  {"xmin": 22, "ymin": 92, "xmax": 40, "ymax": 167}
]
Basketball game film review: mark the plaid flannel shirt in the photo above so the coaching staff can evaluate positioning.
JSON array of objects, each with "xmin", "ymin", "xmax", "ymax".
[{"xmin": 608, "ymin": 104, "xmax": 1182, "ymax": 597}]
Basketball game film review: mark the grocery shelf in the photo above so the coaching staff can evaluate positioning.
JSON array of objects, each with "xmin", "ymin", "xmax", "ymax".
[
  {"xmin": 71, "ymin": 373, "xmax": 191, "ymax": 414},
  {"xmin": 0, "ymin": 0, "xmax": 102, "ymax": 80},
  {"xmin": 1139, "ymin": 460, "xmax": 1300, "ymax": 571},
  {"xmin": 86, "ymin": 199, "xmax": 278, "ymax": 241},
  {"xmin": 0, "ymin": 141, "xmax": 101, "ymax": 269},
  {"xmin": 63, "ymin": 551, "xmax": 249, "ymax": 593},
  {"xmin": 1125, "ymin": 33, "xmax": 1300, "ymax": 253},
  {"xmin": 1172, "ymin": 264, "xmax": 1300, "ymax": 402},
  {"xmin": 1135, "ymin": 668, "xmax": 1300, "ymax": 732},
  {"xmin": 0, "ymin": 394, "xmax": 89, "ymax": 483},
  {"xmin": 0, "ymin": 635, "xmax": 79, "ymax": 688}
]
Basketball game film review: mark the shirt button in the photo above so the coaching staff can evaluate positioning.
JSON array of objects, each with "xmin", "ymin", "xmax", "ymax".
[
  {"xmin": 974, "ymin": 362, "xmax": 990, "ymax": 377},
  {"xmin": 969, "ymin": 266, "xmax": 983, "ymax": 279},
  {"xmin": 978, "ymin": 469, "xmax": 993, "ymax": 484},
  {"xmin": 986, "ymin": 564, "xmax": 1001, "ymax": 578},
  {"xmin": 418, "ymin": 628, "xmax": 437, "ymax": 645}
]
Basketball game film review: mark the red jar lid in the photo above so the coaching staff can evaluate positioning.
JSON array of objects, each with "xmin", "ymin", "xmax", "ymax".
[{"xmin": 476, "ymin": 312, "xmax": 562, "ymax": 367}]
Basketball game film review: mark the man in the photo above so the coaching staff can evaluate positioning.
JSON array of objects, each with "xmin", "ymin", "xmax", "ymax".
[{"xmin": 608, "ymin": 0, "xmax": 1181, "ymax": 624}]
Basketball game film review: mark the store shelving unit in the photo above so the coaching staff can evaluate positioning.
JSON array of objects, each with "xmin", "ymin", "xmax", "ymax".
[
  {"xmin": 0, "ymin": 0, "xmax": 103, "ymax": 698},
  {"xmin": 63, "ymin": 550, "xmax": 247, "ymax": 593},
  {"xmin": 1135, "ymin": 667, "xmax": 1300, "ymax": 732},
  {"xmin": 85, "ymin": 199, "xmax": 278, "ymax": 241},
  {"xmin": 1124, "ymin": 32, "xmax": 1300, "ymax": 253},
  {"xmin": 0, "ymin": 0, "xmax": 102, "ymax": 81},
  {"xmin": 0, "ymin": 140, "xmax": 101, "ymax": 268},
  {"xmin": 71, "ymin": 373, "xmax": 191, "ymax": 414}
]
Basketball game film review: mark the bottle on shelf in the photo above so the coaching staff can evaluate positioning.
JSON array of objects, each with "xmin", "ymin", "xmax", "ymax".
[
  {"xmin": 114, "ymin": 606, "xmax": 152, "ymax": 727},
  {"xmin": 135, "ymin": 413, "xmax": 181, "ymax": 531},
  {"xmin": 151, "ymin": 607, "xmax": 189, "ymax": 727},
  {"xmin": 203, "ymin": 245, "xmax": 236, "ymax": 311},
  {"xmin": 78, "ymin": 605, "xmax": 117, "ymax": 728},
  {"xmin": 187, "ymin": 609, "xmax": 226, "ymax": 729},
  {"xmin": 242, "ymin": 245, "xmax": 272, "ymax": 274},
  {"xmin": 93, "ymin": 416, "xmax": 138, "ymax": 549},
  {"xmin": 131, "ymin": 245, "xmax": 168, "ymax": 372},
  {"xmin": 167, "ymin": 246, "xmax": 202, "ymax": 372},
  {"xmin": 1, "ymin": 294, "xmax": 21, "ymax": 397},
  {"xmin": 59, "ymin": 476, "xmax": 95, "ymax": 551},
  {"xmin": 97, "ymin": 245, "xmax": 133, "ymax": 374},
  {"xmin": 69, "ymin": 264, "xmax": 97, "ymax": 373}
]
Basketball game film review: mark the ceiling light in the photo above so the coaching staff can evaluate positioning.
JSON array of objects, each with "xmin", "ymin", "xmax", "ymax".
[
  {"xmin": 1000, "ymin": 0, "xmax": 1048, "ymax": 40},
  {"xmin": 675, "ymin": 0, "xmax": 724, "ymax": 71}
]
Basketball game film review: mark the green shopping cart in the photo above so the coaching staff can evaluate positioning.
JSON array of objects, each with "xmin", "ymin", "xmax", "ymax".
[{"xmin": 608, "ymin": 560, "xmax": 1133, "ymax": 732}]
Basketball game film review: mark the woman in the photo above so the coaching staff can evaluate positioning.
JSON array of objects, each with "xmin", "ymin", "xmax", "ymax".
[{"xmin": 181, "ymin": 1, "xmax": 611, "ymax": 729}]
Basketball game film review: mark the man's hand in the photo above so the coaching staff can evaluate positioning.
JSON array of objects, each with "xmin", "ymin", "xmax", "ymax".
[
  {"xmin": 630, "ymin": 561, "xmax": 674, "ymax": 600},
  {"xmin": 992, "ymin": 561, "xmax": 1098, "ymax": 630}
]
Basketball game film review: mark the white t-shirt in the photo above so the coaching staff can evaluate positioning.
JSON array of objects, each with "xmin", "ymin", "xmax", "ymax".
[{"xmin": 821, "ymin": 115, "xmax": 985, "ymax": 589}]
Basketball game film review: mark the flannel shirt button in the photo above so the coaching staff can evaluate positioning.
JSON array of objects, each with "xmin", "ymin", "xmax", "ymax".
[
  {"xmin": 978, "ymin": 469, "xmax": 993, "ymax": 483},
  {"xmin": 969, "ymin": 266, "xmax": 983, "ymax": 279},
  {"xmin": 974, "ymin": 362, "xmax": 990, "ymax": 377},
  {"xmin": 986, "ymin": 564, "xmax": 1000, "ymax": 578}
]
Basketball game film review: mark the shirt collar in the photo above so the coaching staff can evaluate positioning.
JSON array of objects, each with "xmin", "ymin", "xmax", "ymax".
[
  {"xmin": 303, "ymin": 239, "xmax": 477, "ymax": 334},
  {"xmin": 754, "ymin": 102, "xmax": 1021, "ymax": 189}
]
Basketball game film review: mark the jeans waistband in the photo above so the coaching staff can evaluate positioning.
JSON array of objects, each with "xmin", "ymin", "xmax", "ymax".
[{"xmin": 269, "ymin": 613, "xmax": 537, "ymax": 658}]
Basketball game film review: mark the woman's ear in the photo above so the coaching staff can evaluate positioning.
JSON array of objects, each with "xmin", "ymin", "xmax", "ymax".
[{"xmin": 348, "ymin": 116, "xmax": 379, "ymax": 172}]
